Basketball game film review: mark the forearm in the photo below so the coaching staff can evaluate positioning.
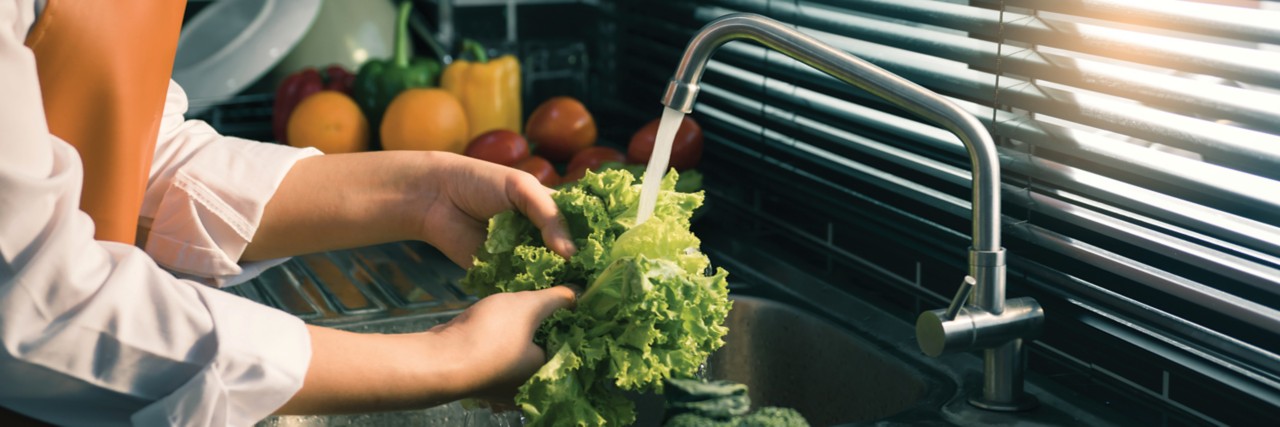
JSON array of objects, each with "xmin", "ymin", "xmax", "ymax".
[
  {"xmin": 274, "ymin": 326, "xmax": 471, "ymax": 415},
  {"xmin": 241, "ymin": 151, "xmax": 434, "ymax": 261}
]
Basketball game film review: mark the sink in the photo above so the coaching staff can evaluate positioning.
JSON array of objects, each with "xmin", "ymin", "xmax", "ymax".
[
  {"xmin": 260, "ymin": 295, "xmax": 935, "ymax": 426},
  {"xmin": 713, "ymin": 296, "xmax": 930, "ymax": 423},
  {"xmin": 632, "ymin": 295, "xmax": 931, "ymax": 426}
]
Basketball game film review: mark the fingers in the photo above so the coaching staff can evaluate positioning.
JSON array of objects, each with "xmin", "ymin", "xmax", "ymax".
[
  {"xmin": 508, "ymin": 177, "xmax": 577, "ymax": 260},
  {"xmin": 560, "ymin": 284, "xmax": 584, "ymax": 307},
  {"xmin": 526, "ymin": 285, "xmax": 580, "ymax": 321},
  {"xmin": 449, "ymin": 231, "xmax": 484, "ymax": 269}
]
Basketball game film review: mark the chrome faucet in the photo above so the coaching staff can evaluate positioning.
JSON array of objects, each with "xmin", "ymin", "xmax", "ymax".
[{"xmin": 661, "ymin": 13, "xmax": 1044, "ymax": 411}]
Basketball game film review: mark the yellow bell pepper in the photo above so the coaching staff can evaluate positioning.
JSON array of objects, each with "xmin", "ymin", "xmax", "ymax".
[{"xmin": 441, "ymin": 39, "xmax": 522, "ymax": 139}]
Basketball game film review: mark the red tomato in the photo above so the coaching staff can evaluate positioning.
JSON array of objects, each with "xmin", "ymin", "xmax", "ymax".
[
  {"xmin": 568, "ymin": 146, "xmax": 625, "ymax": 175},
  {"xmin": 515, "ymin": 155, "xmax": 560, "ymax": 187},
  {"xmin": 525, "ymin": 97, "xmax": 597, "ymax": 162},
  {"xmin": 561, "ymin": 167, "xmax": 588, "ymax": 184},
  {"xmin": 627, "ymin": 116, "xmax": 704, "ymax": 171},
  {"xmin": 464, "ymin": 129, "xmax": 530, "ymax": 167}
]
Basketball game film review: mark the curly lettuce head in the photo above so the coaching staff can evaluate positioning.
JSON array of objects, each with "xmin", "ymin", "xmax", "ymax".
[{"xmin": 462, "ymin": 169, "xmax": 731, "ymax": 427}]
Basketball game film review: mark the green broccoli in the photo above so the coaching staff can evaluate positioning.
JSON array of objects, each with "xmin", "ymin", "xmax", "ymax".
[
  {"xmin": 738, "ymin": 407, "xmax": 811, "ymax": 427},
  {"xmin": 661, "ymin": 378, "xmax": 809, "ymax": 427},
  {"xmin": 664, "ymin": 406, "xmax": 809, "ymax": 427},
  {"xmin": 664, "ymin": 412, "xmax": 735, "ymax": 427}
]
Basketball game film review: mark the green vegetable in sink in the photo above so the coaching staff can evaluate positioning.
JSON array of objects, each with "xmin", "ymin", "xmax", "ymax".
[
  {"xmin": 462, "ymin": 169, "xmax": 731, "ymax": 426},
  {"xmin": 664, "ymin": 378, "xmax": 751, "ymax": 419},
  {"xmin": 662, "ymin": 378, "xmax": 810, "ymax": 427},
  {"xmin": 664, "ymin": 407, "xmax": 810, "ymax": 427}
]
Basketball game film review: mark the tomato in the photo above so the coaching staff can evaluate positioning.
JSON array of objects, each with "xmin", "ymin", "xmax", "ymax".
[
  {"xmin": 627, "ymin": 116, "xmax": 703, "ymax": 171},
  {"xmin": 515, "ymin": 155, "xmax": 560, "ymax": 187},
  {"xmin": 562, "ymin": 146, "xmax": 626, "ymax": 184},
  {"xmin": 464, "ymin": 129, "xmax": 530, "ymax": 167},
  {"xmin": 525, "ymin": 97, "xmax": 597, "ymax": 162},
  {"xmin": 561, "ymin": 167, "xmax": 588, "ymax": 184},
  {"xmin": 565, "ymin": 146, "xmax": 626, "ymax": 179}
]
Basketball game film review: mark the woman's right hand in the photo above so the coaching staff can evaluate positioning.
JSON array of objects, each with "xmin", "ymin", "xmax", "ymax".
[
  {"xmin": 426, "ymin": 285, "xmax": 579, "ymax": 403},
  {"xmin": 274, "ymin": 285, "xmax": 578, "ymax": 415}
]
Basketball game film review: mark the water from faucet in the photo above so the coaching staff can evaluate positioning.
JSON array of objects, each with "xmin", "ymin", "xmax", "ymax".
[{"xmin": 635, "ymin": 106, "xmax": 687, "ymax": 224}]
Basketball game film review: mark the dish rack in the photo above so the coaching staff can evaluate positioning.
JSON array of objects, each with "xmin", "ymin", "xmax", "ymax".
[
  {"xmin": 225, "ymin": 240, "xmax": 475, "ymax": 329},
  {"xmin": 187, "ymin": 83, "xmax": 480, "ymax": 326}
]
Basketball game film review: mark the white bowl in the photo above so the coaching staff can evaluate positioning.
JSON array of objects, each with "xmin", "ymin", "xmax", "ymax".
[
  {"xmin": 272, "ymin": 0, "xmax": 400, "ymax": 80},
  {"xmin": 173, "ymin": 0, "xmax": 323, "ymax": 116}
]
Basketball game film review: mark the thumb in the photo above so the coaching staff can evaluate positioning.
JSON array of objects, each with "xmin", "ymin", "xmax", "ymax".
[{"xmin": 526, "ymin": 285, "xmax": 581, "ymax": 320}]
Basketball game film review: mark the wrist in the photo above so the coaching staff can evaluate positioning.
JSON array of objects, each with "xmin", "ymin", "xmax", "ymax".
[
  {"xmin": 396, "ymin": 151, "xmax": 479, "ymax": 244},
  {"xmin": 405, "ymin": 328, "xmax": 476, "ymax": 401},
  {"xmin": 387, "ymin": 151, "xmax": 445, "ymax": 242}
]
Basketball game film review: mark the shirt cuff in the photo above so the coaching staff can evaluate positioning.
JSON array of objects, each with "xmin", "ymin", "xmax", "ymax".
[
  {"xmin": 144, "ymin": 139, "xmax": 321, "ymax": 287},
  {"xmin": 130, "ymin": 282, "xmax": 312, "ymax": 426}
]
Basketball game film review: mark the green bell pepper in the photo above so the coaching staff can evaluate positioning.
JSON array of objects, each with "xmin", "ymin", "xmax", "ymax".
[{"xmin": 353, "ymin": 1, "xmax": 441, "ymax": 144}]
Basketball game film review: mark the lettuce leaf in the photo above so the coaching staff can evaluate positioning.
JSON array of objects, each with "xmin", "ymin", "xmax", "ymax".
[
  {"xmin": 462, "ymin": 169, "xmax": 731, "ymax": 427},
  {"xmin": 597, "ymin": 161, "xmax": 704, "ymax": 194}
]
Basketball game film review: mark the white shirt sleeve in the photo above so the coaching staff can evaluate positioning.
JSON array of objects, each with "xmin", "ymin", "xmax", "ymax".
[
  {"xmin": 140, "ymin": 81, "xmax": 322, "ymax": 288},
  {"xmin": 0, "ymin": 2, "xmax": 312, "ymax": 425}
]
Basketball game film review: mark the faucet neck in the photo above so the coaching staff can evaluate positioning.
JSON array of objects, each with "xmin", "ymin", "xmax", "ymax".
[{"xmin": 662, "ymin": 13, "xmax": 1002, "ymax": 252}]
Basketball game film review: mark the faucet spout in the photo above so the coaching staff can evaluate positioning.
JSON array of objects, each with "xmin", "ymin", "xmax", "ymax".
[
  {"xmin": 663, "ymin": 13, "xmax": 1042, "ymax": 412},
  {"xmin": 661, "ymin": 13, "xmax": 1000, "ymax": 255}
]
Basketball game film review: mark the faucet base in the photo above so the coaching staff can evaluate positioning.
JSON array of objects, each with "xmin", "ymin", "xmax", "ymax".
[{"xmin": 969, "ymin": 392, "xmax": 1040, "ymax": 412}]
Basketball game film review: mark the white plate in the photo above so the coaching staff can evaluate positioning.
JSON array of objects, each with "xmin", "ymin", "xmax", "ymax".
[{"xmin": 172, "ymin": 0, "xmax": 323, "ymax": 116}]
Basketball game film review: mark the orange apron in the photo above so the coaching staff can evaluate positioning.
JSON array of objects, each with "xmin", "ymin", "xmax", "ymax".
[{"xmin": 25, "ymin": 0, "xmax": 188, "ymax": 244}]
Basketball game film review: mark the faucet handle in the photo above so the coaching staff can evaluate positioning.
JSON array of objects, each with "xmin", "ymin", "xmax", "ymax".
[{"xmin": 943, "ymin": 275, "xmax": 977, "ymax": 321}]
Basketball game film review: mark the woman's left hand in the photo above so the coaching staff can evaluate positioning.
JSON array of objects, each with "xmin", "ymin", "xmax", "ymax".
[
  {"xmin": 408, "ymin": 152, "xmax": 575, "ymax": 267},
  {"xmin": 244, "ymin": 151, "xmax": 574, "ymax": 265}
]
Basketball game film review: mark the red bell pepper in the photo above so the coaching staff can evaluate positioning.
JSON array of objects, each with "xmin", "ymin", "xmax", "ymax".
[
  {"xmin": 323, "ymin": 64, "xmax": 356, "ymax": 94},
  {"xmin": 272, "ymin": 65, "xmax": 358, "ymax": 144},
  {"xmin": 273, "ymin": 68, "xmax": 323, "ymax": 144}
]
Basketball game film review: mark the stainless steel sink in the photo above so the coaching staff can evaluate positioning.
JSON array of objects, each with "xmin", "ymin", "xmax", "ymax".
[
  {"xmin": 628, "ymin": 295, "xmax": 931, "ymax": 426},
  {"xmin": 259, "ymin": 294, "xmax": 933, "ymax": 426},
  {"xmin": 706, "ymin": 296, "xmax": 930, "ymax": 424}
]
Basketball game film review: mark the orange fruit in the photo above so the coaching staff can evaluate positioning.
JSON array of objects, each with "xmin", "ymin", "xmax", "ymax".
[
  {"xmin": 286, "ymin": 91, "xmax": 370, "ymax": 154},
  {"xmin": 380, "ymin": 88, "xmax": 470, "ymax": 153}
]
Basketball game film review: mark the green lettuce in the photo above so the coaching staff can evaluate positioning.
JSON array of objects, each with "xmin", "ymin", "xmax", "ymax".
[
  {"xmin": 462, "ymin": 169, "xmax": 731, "ymax": 426},
  {"xmin": 595, "ymin": 161, "xmax": 704, "ymax": 193}
]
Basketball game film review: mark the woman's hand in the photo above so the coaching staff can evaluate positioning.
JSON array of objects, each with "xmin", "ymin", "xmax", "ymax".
[
  {"xmin": 275, "ymin": 285, "xmax": 578, "ymax": 415},
  {"xmin": 244, "ymin": 151, "xmax": 574, "ymax": 265},
  {"xmin": 426, "ymin": 285, "xmax": 579, "ymax": 402},
  {"xmin": 407, "ymin": 152, "xmax": 575, "ymax": 267}
]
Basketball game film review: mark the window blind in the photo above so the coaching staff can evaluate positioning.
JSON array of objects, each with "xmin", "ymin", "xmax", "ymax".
[{"xmin": 604, "ymin": 0, "xmax": 1280, "ymax": 424}]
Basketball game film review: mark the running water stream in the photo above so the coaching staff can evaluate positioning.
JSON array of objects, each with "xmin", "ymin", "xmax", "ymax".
[{"xmin": 635, "ymin": 106, "xmax": 687, "ymax": 224}]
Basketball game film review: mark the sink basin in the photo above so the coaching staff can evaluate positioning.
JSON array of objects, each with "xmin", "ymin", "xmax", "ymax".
[
  {"xmin": 705, "ymin": 296, "xmax": 929, "ymax": 424},
  {"xmin": 260, "ymin": 295, "xmax": 934, "ymax": 426}
]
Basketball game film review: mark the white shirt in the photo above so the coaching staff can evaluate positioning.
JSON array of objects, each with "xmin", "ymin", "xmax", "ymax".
[{"xmin": 1, "ymin": 2, "xmax": 321, "ymax": 425}]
